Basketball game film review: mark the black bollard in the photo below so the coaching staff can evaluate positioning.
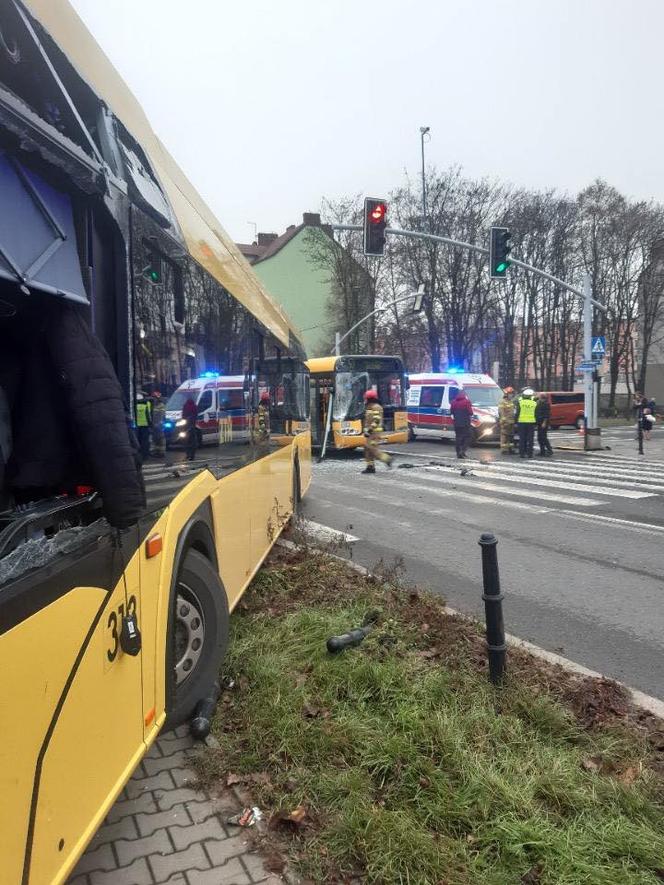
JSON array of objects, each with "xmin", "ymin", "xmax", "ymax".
[
  {"xmin": 478, "ymin": 532, "xmax": 506, "ymax": 684},
  {"xmin": 637, "ymin": 403, "xmax": 644, "ymax": 455}
]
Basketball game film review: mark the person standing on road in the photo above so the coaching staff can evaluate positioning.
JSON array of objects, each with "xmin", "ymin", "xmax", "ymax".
[
  {"xmin": 134, "ymin": 393, "xmax": 152, "ymax": 461},
  {"xmin": 535, "ymin": 393, "xmax": 554, "ymax": 457},
  {"xmin": 498, "ymin": 387, "xmax": 516, "ymax": 455},
  {"xmin": 362, "ymin": 389, "xmax": 392, "ymax": 474},
  {"xmin": 515, "ymin": 388, "xmax": 537, "ymax": 458},
  {"xmin": 150, "ymin": 391, "xmax": 166, "ymax": 458},
  {"xmin": 451, "ymin": 388, "xmax": 474, "ymax": 459},
  {"xmin": 182, "ymin": 395, "xmax": 198, "ymax": 462}
]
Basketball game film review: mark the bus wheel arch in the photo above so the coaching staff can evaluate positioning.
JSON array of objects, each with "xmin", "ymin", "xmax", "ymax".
[{"xmin": 164, "ymin": 507, "xmax": 228, "ymax": 731}]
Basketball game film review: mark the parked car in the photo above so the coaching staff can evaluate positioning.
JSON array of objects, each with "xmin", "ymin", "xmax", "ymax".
[{"xmin": 537, "ymin": 391, "xmax": 585, "ymax": 428}]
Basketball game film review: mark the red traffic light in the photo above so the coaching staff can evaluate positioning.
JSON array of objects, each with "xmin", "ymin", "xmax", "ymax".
[{"xmin": 369, "ymin": 202, "xmax": 387, "ymax": 223}]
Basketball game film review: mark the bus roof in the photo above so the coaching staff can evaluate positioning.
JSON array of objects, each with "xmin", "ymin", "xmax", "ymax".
[
  {"xmin": 306, "ymin": 355, "xmax": 404, "ymax": 375},
  {"xmin": 22, "ymin": 0, "xmax": 298, "ymax": 351}
]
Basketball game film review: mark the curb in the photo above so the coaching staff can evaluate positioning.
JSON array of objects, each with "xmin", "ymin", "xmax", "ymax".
[{"xmin": 276, "ymin": 537, "xmax": 664, "ymax": 722}]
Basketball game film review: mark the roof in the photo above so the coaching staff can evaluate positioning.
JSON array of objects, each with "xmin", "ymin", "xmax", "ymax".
[{"xmin": 22, "ymin": 0, "xmax": 298, "ymax": 350}]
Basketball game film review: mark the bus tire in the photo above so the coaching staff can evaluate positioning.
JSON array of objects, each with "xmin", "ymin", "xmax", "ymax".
[
  {"xmin": 408, "ymin": 425, "xmax": 417, "ymax": 441},
  {"xmin": 165, "ymin": 548, "xmax": 229, "ymax": 730}
]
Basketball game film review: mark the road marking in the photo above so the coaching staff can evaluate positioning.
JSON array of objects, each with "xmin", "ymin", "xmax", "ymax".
[
  {"xmin": 553, "ymin": 509, "xmax": 664, "ymax": 537},
  {"xmin": 474, "ymin": 460, "xmax": 664, "ymax": 493},
  {"xmin": 301, "ymin": 520, "xmax": 359, "ymax": 544},
  {"xmin": 423, "ymin": 464, "xmax": 653, "ymax": 500}
]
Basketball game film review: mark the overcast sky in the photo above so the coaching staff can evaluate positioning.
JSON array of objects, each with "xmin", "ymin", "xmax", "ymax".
[{"xmin": 70, "ymin": 0, "xmax": 663, "ymax": 243}]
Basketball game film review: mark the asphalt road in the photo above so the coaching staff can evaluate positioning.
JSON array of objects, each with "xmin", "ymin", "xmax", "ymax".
[{"xmin": 302, "ymin": 426, "xmax": 664, "ymax": 700}]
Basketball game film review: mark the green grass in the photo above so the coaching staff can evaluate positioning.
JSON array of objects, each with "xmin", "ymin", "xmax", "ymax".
[{"xmin": 198, "ymin": 552, "xmax": 664, "ymax": 885}]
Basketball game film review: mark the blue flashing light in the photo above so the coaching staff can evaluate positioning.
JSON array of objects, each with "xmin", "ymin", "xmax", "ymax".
[
  {"xmin": 447, "ymin": 367, "xmax": 462, "ymax": 374},
  {"xmin": 200, "ymin": 371, "xmax": 220, "ymax": 378},
  {"xmin": 163, "ymin": 421, "xmax": 174, "ymax": 430}
]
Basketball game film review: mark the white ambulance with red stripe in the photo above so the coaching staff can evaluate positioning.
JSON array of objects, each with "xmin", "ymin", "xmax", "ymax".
[
  {"xmin": 163, "ymin": 373, "xmax": 249, "ymax": 447},
  {"xmin": 407, "ymin": 371, "xmax": 502, "ymax": 443}
]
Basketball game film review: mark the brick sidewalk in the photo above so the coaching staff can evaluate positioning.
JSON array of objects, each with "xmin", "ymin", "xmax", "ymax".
[{"xmin": 67, "ymin": 726, "xmax": 282, "ymax": 885}]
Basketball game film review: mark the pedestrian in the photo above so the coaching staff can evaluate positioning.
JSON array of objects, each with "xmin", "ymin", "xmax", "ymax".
[
  {"xmin": 150, "ymin": 391, "xmax": 166, "ymax": 457},
  {"xmin": 182, "ymin": 395, "xmax": 198, "ymax": 461},
  {"xmin": 450, "ymin": 388, "xmax": 474, "ymax": 459},
  {"xmin": 515, "ymin": 387, "xmax": 537, "ymax": 458},
  {"xmin": 535, "ymin": 393, "xmax": 554, "ymax": 457},
  {"xmin": 361, "ymin": 389, "xmax": 393, "ymax": 474},
  {"xmin": 498, "ymin": 386, "xmax": 516, "ymax": 455},
  {"xmin": 134, "ymin": 392, "xmax": 152, "ymax": 461}
]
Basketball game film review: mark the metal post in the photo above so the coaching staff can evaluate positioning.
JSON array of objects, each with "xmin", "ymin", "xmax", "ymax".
[
  {"xmin": 637, "ymin": 400, "xmax": 644, "ymax": 455},
  {"xmin": 319, "ymin": 392, "xmax": 334, "ymax": 461},
  {"xmin": 335, "ymin": 331, "xmax": 341, "ymax": 357},
  {"xmin": 583, "ymin": 274, "xmax": 602, "ymax": 451},
  {"xmin": 419, "ymin": 126, "xmax": 429, "ymax": 228},
  {"xmin": 478, "ymin": 532, "xmax": 506, "ymax": 684}
]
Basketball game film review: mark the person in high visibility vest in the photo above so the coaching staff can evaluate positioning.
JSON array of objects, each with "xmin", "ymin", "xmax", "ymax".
[
  {"xmin": 134, "ymin": 393, "xmax": 152, "ymax": 461},
  {"xmin": 362, "ymin": 389, "xmax": 393, "ymax": 474},
  {"xmin": 514, "ymin": 387, "xmax": 537, "ymax": 458}
]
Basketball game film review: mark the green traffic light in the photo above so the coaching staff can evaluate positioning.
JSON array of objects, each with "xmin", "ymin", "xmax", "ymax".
[
  {"xmin": 149, "ymin": 269, "xmax": 160, "ymax": 283},
  {"xmin": 495, "ymin": 262, "xmax": 508, "ymax": 273}
]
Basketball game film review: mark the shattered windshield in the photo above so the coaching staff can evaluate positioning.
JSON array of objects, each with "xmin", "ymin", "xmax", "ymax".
[{"xmin": 334, "ymin": 371, "xmax": 404, "ymax": 420}]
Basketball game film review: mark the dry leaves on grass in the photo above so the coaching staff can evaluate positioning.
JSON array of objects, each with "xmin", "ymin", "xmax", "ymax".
[
  {"xmin": 581, "ymin": 756, "xmax": 642, "ymax": 785},
  {"xmin": 270, "ymin": 804, "xmax": 309, "ymax": 832},
  {"xmin": 226, "ymin": 771, "xmax": 273, "ymax": 788}
]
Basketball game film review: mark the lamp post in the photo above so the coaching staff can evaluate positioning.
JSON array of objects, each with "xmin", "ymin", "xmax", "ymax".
[{"xmin": 419, "ymin": 126, "xmax": 430, "ymax": 228}]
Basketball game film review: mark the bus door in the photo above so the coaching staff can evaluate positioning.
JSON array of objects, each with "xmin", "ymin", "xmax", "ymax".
[
  {"xmin": 8, "ymin": 528, "xmax": 145, "ymax": 884},
  {"xmin": 310, "ymin": 377, "xmax": 332, "ymax": 446}
]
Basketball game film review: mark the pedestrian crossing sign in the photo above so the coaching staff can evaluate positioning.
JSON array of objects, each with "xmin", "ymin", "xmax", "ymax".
[{"xmin": 591, "ymin": 336, "xmax": 606, "ymax": 356}]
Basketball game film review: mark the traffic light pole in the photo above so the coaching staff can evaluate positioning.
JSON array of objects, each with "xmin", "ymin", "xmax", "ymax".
[{"xmin": 331, "ymin": 223, "xmax": 606, "ymax": 449}]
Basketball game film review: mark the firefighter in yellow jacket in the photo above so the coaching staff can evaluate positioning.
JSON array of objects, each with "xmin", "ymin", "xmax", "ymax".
[
  {"xmin": 362, "ymin": 389, "xmax": 393, "ymax": 474},
  {"xmin": 498, "ymin": 386, "xmax": 516, "ymax": 454}
]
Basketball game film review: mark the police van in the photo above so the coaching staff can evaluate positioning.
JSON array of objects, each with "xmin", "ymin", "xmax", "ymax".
[{"xmin": 407, "ymin": 372, "xmax": 502, "ymax": 443}]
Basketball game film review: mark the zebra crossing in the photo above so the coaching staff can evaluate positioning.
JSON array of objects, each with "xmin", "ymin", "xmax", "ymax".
[{"xmin": 313, "ymin": 449, "xmax": 664, "ymax": 535}]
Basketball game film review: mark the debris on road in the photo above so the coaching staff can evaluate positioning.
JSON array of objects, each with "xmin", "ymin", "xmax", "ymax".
[{"xmin": 227, "ymin": 806, "xmax": 263, "ymax": 828}]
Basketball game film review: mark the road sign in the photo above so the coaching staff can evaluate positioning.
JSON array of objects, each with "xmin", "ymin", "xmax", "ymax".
[
  {"xmin": 577, "ymin": 361, "xmax": 600, "ymax": 372},
  {"xmin": 412, "ymin": 283, "xmax": 426, "ymax": 312},
  {"xmin": 591, "ymin": 336, "xmax": 606, "ymax": 356}
]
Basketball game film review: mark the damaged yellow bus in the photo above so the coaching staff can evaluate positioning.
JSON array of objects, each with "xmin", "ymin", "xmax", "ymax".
[{"xmin": 0, "ymin": 1, "xmax": 311, "ymax": 882}]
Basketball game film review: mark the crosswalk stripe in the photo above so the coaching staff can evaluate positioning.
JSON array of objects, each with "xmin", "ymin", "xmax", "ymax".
[
  {"xmin": 575, "ymin": 453, "xmax": 664, "ymax": 468},
  {"xmin": 386, "ymin": 470, "xmax": 603, "ymax": 507},
  {"xmin": 554, "ymin": 509, "xmax": 664, "ymax": 536},
  {"xmin": 316, "ymin": 477, "xmax": 548, "ymax": 513},
  {"xmin": 424, "ymin": 464, "xmax": 654, "ymax": 499},
  {"xmin": 470, "ymin": 461, "xmax": 664, "ymax": 493}
]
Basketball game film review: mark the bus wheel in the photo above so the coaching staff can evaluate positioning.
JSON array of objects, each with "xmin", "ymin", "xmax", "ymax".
[
  {"xmin": 408, "ymin": 425, "xmax": 417, "ymax": 441},
  {"xmin": 166, "ymin": 549, "xmax": 229, "ymax": 729}
]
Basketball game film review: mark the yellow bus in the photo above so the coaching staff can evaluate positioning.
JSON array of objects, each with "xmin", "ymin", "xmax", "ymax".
[
  {"xmin": 307, "ymin": 355, "xmax": 408, "ymax": 449},
  {"xmin": 0, "ymin": 1, "xmax": 311, "ymax": 882}
]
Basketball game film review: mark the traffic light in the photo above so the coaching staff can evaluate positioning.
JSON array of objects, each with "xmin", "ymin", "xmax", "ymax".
[
  {"xmin": 363, "ymin": 197, "xmax": 388, "ymax": 256},
  {"xmin": 489, "ymin": 226, "xmax": 511, "ymax": 278},
  {"xmin": 144, "ymin": 250, "xmax": 162, "ymax": 284}
]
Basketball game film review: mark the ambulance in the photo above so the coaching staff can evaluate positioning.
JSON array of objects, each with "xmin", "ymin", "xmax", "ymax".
[
  {"xmin": 407, "ymin": 371, "xmax": 502, "ymax": 444},
  {"xmin": 163, "ymin": 373, "xmax": 249, "ymax": 447}
]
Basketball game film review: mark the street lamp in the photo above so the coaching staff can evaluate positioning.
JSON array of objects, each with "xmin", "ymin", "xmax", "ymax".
[{"xmin": 419, "ymin": 126, "xmax": 430, "ymax": 228}]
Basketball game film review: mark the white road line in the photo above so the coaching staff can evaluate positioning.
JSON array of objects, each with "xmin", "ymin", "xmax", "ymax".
[
  {"xmin": 472, "ymin": 461, "xmax": 664, "ymax": 493},
  {"xmin": 423, "ymin": 465, "xmax": 653, "ymax": 500},
  {"xmin": 553, "ymin": 509, "xmax": 664, "ymax": 537},
  {"xmin": 302, "ymin": 520, "xmax": 359, "ymax": 544}
]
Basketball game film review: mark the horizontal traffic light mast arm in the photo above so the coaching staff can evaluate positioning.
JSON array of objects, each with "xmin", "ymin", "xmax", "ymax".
[
  {"xmin": 331, "ymin": 224, "xmax": 605, "ymax": 311},
  {"xmin": 335, "ymin": 290, "xmax": 422, "ymax": 354}
]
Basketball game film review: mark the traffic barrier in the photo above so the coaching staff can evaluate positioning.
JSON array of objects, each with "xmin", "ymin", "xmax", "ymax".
[{"xmin": 478, "ymin": 532, "xmax": 506, "ymax": 684}]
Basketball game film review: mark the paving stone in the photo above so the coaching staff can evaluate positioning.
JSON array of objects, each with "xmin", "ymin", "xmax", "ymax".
[
  {"xmin": 186, "ymin": 796, "xmax": 239, "ymax": 825},
  {"xmin": 169, "ymin": 816, "xmax": 225, "ymax": 851},
  {"xmin": 144, "ymin": 740, "xmax": 163, "ymax": 759},
  {"xmin": 67, "ymin": 874, "xmax": 89, "ymax": 885},
  {"xmin": 115, "ymin": 828, "xmax": 173, "ymax": 867},
  {"xmin": 155, "ymin": 786, "xmax": 208, "ymax": 812},
  {"xmin": 186, "ymin": 858, "xmax": 251, "ymax": 885},
  {"xmin": 142, "ymin": 753, "xmax": 191, "ymax": 778},
  {"xmin": 240, "ymin": 852, "xmax": 269, "ymax": 881},
  {"xmin": 69, "ymin": 843, "xmax": 116, "ymax": 876},
  {"xmin": 107, "ymin": 791, "xmax": 158, "ymax": 823},
  {"xmin": 89, "ymin": 857, "xmax": 152, "ymax": 885},
  {"xmin": 126, "ymin": 770, "xmax": 175, "ymax": 800},
  {"xmin": 205, "ymin": 834, "xmax": 252, "ymax": 866},
  {"xmin": 88, "ymin": 815, "xmax": 138, "ymax": 849},
  {"xmin": 171, "ymin": 767, "xmax": 199, "ymax": 789},
  {"xmin": 135, "ymin": 803, "xmax": 192, "ymax": 838},
  {"xmin": 148, "ymin": 844, "xmax": 209, "ymax": 882}
]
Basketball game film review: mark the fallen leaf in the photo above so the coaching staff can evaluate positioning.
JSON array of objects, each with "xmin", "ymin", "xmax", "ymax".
[
  {"xmin": 247, "ymin": 771, "xmax": 272, "ymax": 786},
  {"xmin": 226, "ymin": 772, "xmax": 243, "ymax": 786},
  {"xmin": 417, "ymin": 648, "xmax": 440, "ymax": 660},
  {"xmin": 238, "ymin": 675, "xmax": 250, "ymax": 691},
  {"xmin": 420, "ymin": 623, "xmax": 430, "ymax": 633},
  {"xmin": 271, "ymin": 804, "xmax": 309, "ymax": 831},
  {"xmin": 617, "ymin": 764, "xmax": 640, "ymax": 786},
  {"xmin": 521, "ymin": 864, "xmax": 543, "ymax": 884},
  {"xmin": 302, "ymin": 702, "xmax": 321, "ymax": 718}
]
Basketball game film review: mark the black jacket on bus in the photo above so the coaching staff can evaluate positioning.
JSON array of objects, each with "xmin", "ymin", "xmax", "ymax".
[{"xmin": 0, "ymin": 301, "xmax": 145, "ymax": 529}]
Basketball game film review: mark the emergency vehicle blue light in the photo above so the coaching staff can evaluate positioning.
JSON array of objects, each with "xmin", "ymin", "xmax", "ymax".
[
  {"xmin": 447, "ymin": 367, "xmax": 462, "ymax": 374},
  {"xmin": 163, "ymin": 421, "xmax": 173, "ymax": 430},
  {"xmin": 200, "ymin": 371, "xmax": 220, "ymax": 378}
]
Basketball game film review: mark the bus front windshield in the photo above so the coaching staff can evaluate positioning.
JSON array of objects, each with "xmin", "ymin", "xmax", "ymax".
[{"xmin": 333, "ymin": 370, "xmax": 404, "ymax": 421}]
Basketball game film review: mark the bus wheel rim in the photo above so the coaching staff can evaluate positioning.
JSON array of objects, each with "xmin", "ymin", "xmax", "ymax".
[{"xmin": 174, "ymin": 583, "xmax": 205, "ymax": 686}]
